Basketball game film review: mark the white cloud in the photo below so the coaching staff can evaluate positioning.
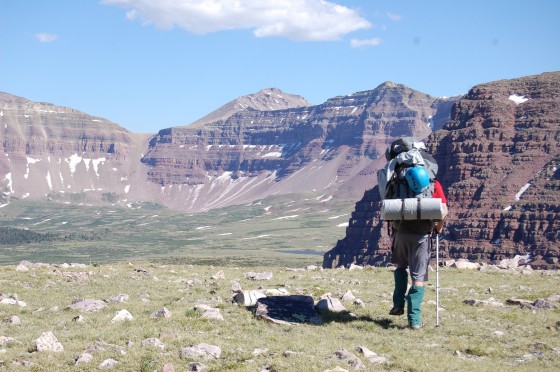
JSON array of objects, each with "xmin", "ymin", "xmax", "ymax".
[
  {"xmin": 34, "ymin": 33, "xmax": 58, "ymax": 43},
  {"xmin": 102, "ymin": 0, "xmax": 371, "ymax": 41},
  {"xmin": 386, "ymin": 12, "xmax": 402, "ymax": 21},
  {"xmin": 350, "ymin": 37, "xmax": 381, "ymax": 48}
]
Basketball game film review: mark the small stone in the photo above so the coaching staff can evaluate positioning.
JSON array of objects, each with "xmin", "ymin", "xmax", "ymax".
[
  {"xmin": 4, "ymin": 315, "xmax": 21, "ymax": 325},
  {"xmin": 231, "ymin": 281, "xmax": 242, "ymax": 292},
  {"xmin": 180, "ymin": 343, "xmax": 221, "ymax": 360},
  {"xmin": 151, "ymin": 307, "xmax": 171, "ymax": 319},
  {"xmin": 141, "ymin": 338, "xmax": 165, "ymax": 350},
  {"xmin": 99, "ymin": 358, "xmax": 119, "ymax": 369},
  {"xmin": 0, "ymin": 337, "xmax": 16, "ymax": 347},
  {"xmin": 106, "ymin": 294, "xmax": 129, "ymax": 303},
  {"xmin": 244, "ymin": 271, "xmax": 273, "ymax": 281},
  {"xmin": 162, "ymin": 363, "xmax": 175, "ymax": 372},
  {"xmin": 353, "ymin": 299, "xmax": 365, "ymax": 307},
  {"xmin": 111, "ymin": 309, "xmax": 134, "ymax": 322},
  {"xmin": 494, "ymin": 331, "xmax": 505, "ymax": 337},
  {"xmin": 187, "ymin": 362, "xmax": 207, "ymax": 371},
  {"xmin": 35, "ymin": 331, "xmax": 64, "ymax": 352},
  {"xmin": 348, "ymin": 264, "xmax": 363, "ymax": 271},
  {"xmin": 68, "ymin": 298, "xmax": 106, "ymax": 312},
  {"xmin": 75, "ymin": 352, "xmax": 93, "ymax": 365},
  {"xmin": 211, "ymin": 270, "xmax": 225, "ymax": 280},
  {"xmin": 333, "ymin": 348, "xmax": 366, "ymax": 370},
  {"xmin": 341, "ymin": 290, "xmax": 356, "ymax": 302},
  {"xmin": 73, "ymin": 315, "xmax": 85, "ymax": 323}
]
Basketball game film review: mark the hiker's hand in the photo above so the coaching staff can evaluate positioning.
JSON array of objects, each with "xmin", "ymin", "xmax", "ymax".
[{"xmin": 434, "ymin": 220, "xmax": 444, "ymax": 234}]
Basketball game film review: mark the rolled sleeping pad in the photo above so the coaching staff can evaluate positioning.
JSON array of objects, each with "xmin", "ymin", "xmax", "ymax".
[{"xmin": 381, "ymin": 198, "xmax": 444, "ymax": 221}]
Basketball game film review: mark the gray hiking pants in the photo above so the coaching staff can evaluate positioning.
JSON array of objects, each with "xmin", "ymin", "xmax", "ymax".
[{"xmin": 391, "ymin": 230, "xmax": 430, "ymax": 282}]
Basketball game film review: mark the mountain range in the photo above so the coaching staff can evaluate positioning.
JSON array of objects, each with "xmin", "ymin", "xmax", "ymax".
[{"xmin": 1, "ymin": 72, "xmax": 558, "ymax": 268}]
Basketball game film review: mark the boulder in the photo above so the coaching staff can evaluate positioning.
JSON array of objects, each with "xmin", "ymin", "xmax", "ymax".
[
  {"xmin": 316, "ymin": 296, "xmax": 348, "ymax": 314},
  {"xmin": 151, "ymin": 307, "xmax": 172, "ymax": 319},
  {"xmin": 332, "ymin": 348, "xmax": 366, "ymax": 370},
  {"xmin": 244, "ymin": 272, "xmax": 273, "ymax": 281},
  {"xmin": 141, "ymin": 338, "xmax": 165, "ymax": 349},
  {"xmin": 233, "ymin": 290, "xmax": 266, "ymax": 306},
  {"xmin": 256, "ymin": 295, "xmax": 322, "ymax": 325}
]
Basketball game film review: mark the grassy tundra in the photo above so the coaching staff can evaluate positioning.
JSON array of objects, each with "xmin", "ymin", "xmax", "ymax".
[{"xmin": 1, "ymin": 262, "xmax": 559, "ymax": 371}]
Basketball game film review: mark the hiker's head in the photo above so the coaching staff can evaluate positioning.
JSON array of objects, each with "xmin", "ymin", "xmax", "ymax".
[{"xmin": 405, "ymin": 166, "xmax": 430, "ymax": 194}]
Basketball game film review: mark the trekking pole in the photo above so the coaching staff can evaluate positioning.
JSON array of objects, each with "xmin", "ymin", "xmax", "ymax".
[{"xmin": 436, "ymin": 233, "xmax": 440, "ymax": 327}]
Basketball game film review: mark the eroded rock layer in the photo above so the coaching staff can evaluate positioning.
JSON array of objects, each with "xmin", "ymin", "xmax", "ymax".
[{"xmin": 324, "ymin": 72, "xmax": 560, "ymax": 269}]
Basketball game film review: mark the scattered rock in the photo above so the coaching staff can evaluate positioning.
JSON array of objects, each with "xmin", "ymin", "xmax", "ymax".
[
  {"xmin": 4, "ymin": 315, "xmax": 21, "ymax": 325},
  {"xmin": 151, "ymin": 307, "xmax": 171, "ymax": 319},
  {"xmin": 106, "ymin": 294, "xmax": 129, "ymax": 303},
  {"xmin": 35, "ymin": 331, "xmax": 64, "ymax": 352},
  {"xmin": 452, "ymin": 259, "xmax": 481, "ymax": 270},
  {"xmin": 75, "ymin": 352, "xmax": 93, "ymax": 365},
  {"xmin": 163, "ymin": 363, "xmax": 175, "ymax": 372},
  {"xmin": 341, "ymin": 290, "xmax": 356, "ymax": 302},
  {"xmin": 231, "ymin": 281, "xmax": 242, "ymax": 292},
  {"xmin": 187, "ymin": 362, "xmax": 208, "ymax": 371},
  {"xmin": 252, "ymin": 348, "xmax": 269, "ymax": 356},
  {"xmin": 111, "ymin": 309, "xmax": 134, "ymax": 322},
  {"xmin": 68, "ymin": 298, "xmax": 106, "ymax": 312},
  {"xmin": 506, "ymin": 298, "xmax": 533, "ymax": 307},
  {"xmin": 52, "ymin": 270, "xmax": 93, "ymax": 282},
  {"xmin": 306, "ymin": 265, "xmax": 319, "ymax": 271},
  {"xmin": 211, "ymin": 270, "xmax": 225, "ymax": 280},
  {"xmin": 139, "ymin": 293, "xmax": 151, "ymax": 302},
  {"xmin": 0, "ymin": 336, "xmax": 16, "ymax": 347},
  {"xmin": 201, "ymin": 309, "xmax": 224, "ymax": 321},
  {"xmin": 72, "ymin": 315, "xmax": 85, "ymax": 323},
  {"xmin": 316, "ymin": 296, "xmax": 348, "ymax": 314},
  {"xmin": 264, "ymin": 288, "xmax": 289, "ymax": 296},
  {"xmin": 463, "ymin": 298, "xmax": 504, "ymax": 307},
  {"xmin": 180, "ymin": 343, "xmax": 221, "ymax": 360},
  {"xmin": 548, "ymin": 294, "xmax": 560, "ymax": 302},
  {"xmin": 256, "ymin": 295, "xmax": 322, "ymax": 325},
  {"xmin": 233, "ymin": 290, "xmax": 266, "ymax": 306},
  {"xmin": 348, "ymin": 264, "xmax": 363, "ymax": 271},
  {"xmin": 86, "ymin": 339, "xmax": 127, "ymax": 356},
  {"xmin": 494, "ymin": 331, "xmax": 505, "ymax": 337},
  {"xmin": 99, "ymin": 358, "xmax": 119, "ymax": 369},
  {"xmin": 332, "ymin": 348, "xmax": 366, "ymax": 370},
  {"xmin": 531, "ymin": 299, "xmax": 557, "ymax": 309},
  {"xmin": 245, "ymin": 272, "xmax": 273, "ymax": 281},
  {"xmin": 0, "ymin": 298, "xmax": 27, "ymax": 307},
  {"xmin": 353, "ymin": 299, "xmax": 366, "ymax": 307},
  {"xmin": 141, "ymin": 338, "xmax": 165, "ymax": 350},
  {"xmin": 356, "ymin": 346, "xmax": 388, "ymax": 364}
]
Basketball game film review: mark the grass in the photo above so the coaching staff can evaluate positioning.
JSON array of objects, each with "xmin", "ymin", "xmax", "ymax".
[
  {"xmin": 0, "ymin": 194, "xmax": 353, "ymax": 267},
  {"xmin": 0, "ymin": 263, "xmax": 559, "ymax": 371},
  {"xmin": 0, "ymin": 197, "xmax": 559, "ymax": 370}
]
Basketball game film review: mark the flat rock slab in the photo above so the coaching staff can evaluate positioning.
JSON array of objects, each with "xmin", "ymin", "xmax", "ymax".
[
  {"xmin": 68, "ymin": 299, "xmax": 106, "ymax": 312},
  {"xmin": 256, "ymin": 295, "xmax": 322, "ymax": 325}
]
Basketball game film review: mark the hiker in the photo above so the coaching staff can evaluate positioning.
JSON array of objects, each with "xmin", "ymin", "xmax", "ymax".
[{"xmin": 377, "ymin": 138, "xmax": 448, "ymax": 329}]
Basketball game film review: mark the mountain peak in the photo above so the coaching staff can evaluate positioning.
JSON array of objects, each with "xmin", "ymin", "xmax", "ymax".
[{"xmin": 188, "ymin": 88, "xmax": 311, "ymax": 127}]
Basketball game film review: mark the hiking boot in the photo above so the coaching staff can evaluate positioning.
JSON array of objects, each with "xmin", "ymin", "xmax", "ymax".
[
  {"xmin": 407, "ymin": 285, "xmax": 425, "ymax": 328},
  {"xmin": 389, "ymin": 306, "xmax": 404, "ymax": 316},
  {"xmin": 409, "ymin": 322, "xmax": 423, "ymax": 330},
  {"xmin": 392, "ymin": 267, "xmax": 408, "ymax": 313}
]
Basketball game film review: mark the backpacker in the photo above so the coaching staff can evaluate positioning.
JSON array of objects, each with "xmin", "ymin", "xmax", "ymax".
[
  {"xmin": 377, "ymin": 137, "xmax": 438, "ymax": 201},
  {"xmin": 377, "ymin": 138, "xmax": 444, "ymax": 225}
]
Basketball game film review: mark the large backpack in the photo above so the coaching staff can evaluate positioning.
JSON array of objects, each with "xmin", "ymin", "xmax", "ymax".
[{"xmin": 377, "ymin": 137, "xmax": 438, "ymax": 201}]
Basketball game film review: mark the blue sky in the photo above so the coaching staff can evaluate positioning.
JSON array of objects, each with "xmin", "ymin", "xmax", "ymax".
[{"xmin": 1, "ymin": 1, "xmax": 559, "ymax": 134}]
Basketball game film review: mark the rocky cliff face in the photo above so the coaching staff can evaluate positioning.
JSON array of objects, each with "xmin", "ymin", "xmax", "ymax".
[
  {"xmin": 141, "ymin": 83, "xmax": 453, "ymax": 210},
  {"xmin": 1, "ymin": 84, "xmax": 453, "ymax": 212},
  {"xmin": 0, "ymin": 93, "xmax": 154, "ymax": 205},
  {"xmin": 324, "ymin": 72, "xmax": 560, "ymax": 269}
]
